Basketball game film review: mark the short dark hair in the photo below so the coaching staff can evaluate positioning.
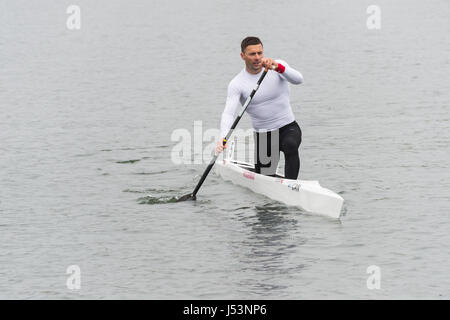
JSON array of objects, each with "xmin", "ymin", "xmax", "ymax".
[{"xmin": 241, "ymin": 36, "xmax": 263, "ymax": 53}]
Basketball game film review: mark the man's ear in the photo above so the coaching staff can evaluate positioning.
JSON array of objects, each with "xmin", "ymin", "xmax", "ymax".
[{"xmin": 240, "ymin": 52, "xmax": 245, "ymax": 60}]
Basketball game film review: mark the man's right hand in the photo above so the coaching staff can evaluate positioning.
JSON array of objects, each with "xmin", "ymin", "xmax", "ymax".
[{"xmin": 216, "ymin": 139, "xmax": 227, "ymax": 154}]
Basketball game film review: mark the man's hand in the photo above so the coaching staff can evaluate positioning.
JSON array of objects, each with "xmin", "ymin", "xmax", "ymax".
[
  {"xmin": 261, "ymin": 58, "xmax": 278, "ymax": 71},
  {"xmin": 216, "ymin": 139, "xmax": 227, "ymax": 154}
]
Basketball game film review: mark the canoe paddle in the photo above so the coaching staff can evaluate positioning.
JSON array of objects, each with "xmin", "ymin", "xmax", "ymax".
[{"xmin": 177, "ymin": 66, "xmax": 272, "ymax": 202}]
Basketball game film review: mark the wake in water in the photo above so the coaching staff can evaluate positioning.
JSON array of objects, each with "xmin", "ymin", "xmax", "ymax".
[
  {"xmin": 123, "ymin": 188, "xmax": 190, "ymax": 205},
  {"xmin": 137, "ymin": 195, "xmax": 179, "ymax": 204}
]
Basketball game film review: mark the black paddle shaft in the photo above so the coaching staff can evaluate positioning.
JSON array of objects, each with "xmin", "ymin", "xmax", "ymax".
[{"xmin": 188, "ymin": 69, "xmax": 269, "ymax": 199}]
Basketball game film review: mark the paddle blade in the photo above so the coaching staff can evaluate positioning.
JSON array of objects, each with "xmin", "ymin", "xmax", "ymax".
[{"xmin": 176, "ymin": 193, "xmax": 196, "ymax": 202}]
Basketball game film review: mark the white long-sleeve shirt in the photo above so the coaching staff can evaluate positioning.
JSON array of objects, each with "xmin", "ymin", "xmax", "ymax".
[{"xmin": 220, "ymin": 59, "xmax": 303, "ymax": 138}]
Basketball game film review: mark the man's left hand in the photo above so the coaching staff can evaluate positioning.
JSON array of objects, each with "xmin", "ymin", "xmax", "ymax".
[{"xmin": 261, "ymin": 58, "xmax": 278, "ymax": 71}]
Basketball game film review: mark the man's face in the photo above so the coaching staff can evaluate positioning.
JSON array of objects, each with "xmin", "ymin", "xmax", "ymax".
[{"xmin": 241, "ymin": 44, "xmax": 264, "ymax": 73}]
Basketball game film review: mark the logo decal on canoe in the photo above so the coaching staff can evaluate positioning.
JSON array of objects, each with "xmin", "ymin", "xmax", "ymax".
[
  {"xmin": 243, "ymin": 171, "xmax": 255, "ymax": 180},
  {"xmin": 288, "ymin": 183, "xmax": 300, "ymax": 191}
]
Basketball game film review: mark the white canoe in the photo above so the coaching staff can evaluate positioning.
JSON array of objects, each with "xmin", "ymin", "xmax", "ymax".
[{"xmin": 215, "ymin": 158, "xmax": 344, "ymax": 219}]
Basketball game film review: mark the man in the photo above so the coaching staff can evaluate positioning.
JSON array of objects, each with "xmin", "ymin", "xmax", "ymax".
[{"xmin": 216, "ymin": 36, "xmax": 304, "ymax": 179}]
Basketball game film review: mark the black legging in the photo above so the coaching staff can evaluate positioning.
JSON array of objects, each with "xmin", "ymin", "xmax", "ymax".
[{"xmin": 254, "ymin": 121, "xmax": 302, "ymax": 179}]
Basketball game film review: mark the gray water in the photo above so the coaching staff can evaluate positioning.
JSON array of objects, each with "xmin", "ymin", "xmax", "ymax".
[{"xmin": 1, "ymin": 0, "xmax": 449, "ymax": 299}]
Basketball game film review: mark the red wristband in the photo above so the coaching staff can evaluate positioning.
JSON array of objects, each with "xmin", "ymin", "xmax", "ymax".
[{"xmin": 276, "ymin": 63, "xmax": 286, "ymax": 73}]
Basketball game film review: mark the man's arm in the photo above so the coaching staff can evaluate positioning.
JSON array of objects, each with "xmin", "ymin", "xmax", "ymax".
[
  {"xmin": 220, "ymin": 82, "xmax": 241, "ymax": 138},
  {"xmin": 275, "ymin": 59, "xmax": 304, "ymax": 85},
  {"xmin": 216, "ymin": 82, "xmax": 241, "ymax": 153}
]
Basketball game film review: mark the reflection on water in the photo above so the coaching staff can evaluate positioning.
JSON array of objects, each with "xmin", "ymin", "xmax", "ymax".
[{"xmin": 232, "ymin": 203, "xmax": 307, "ymax": 296}]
